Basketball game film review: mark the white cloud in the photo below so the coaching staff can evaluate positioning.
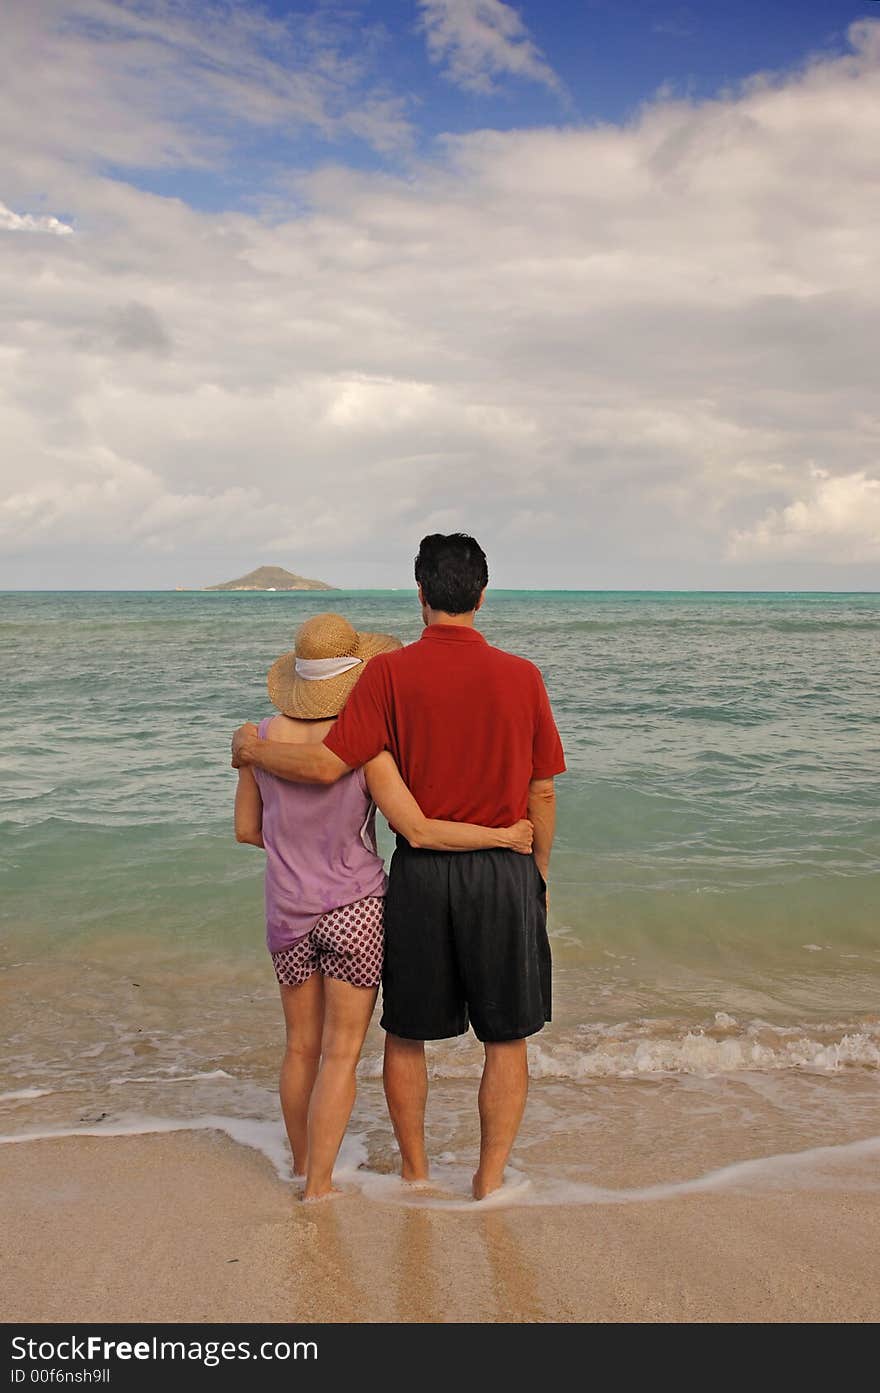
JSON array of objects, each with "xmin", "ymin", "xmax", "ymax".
[
  {"xmin": 730, "ymin": 471, "xmax": 880, "ymax": 562},
  {"xmin": 0, "ymin": 202, "xmax": 73, "ymax": 235},
  {"xmin": 417, "ymin": 0, "xmax": 562, "ymax": 95},
  {"xmin": 0, "ymin": 0, "xmax": 411, "ymax": 177},
  {"xmin": 1, "ymin": 15, "xmax": 880, "ymax": 585},
  {"xmin": 0, "ymin": 449, "xmax": 273, "ymax": 550}
]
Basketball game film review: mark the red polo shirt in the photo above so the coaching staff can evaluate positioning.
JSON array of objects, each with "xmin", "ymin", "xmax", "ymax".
[{"xmin": 324, "ymin": 624, "xmax": 566, "ymax": 826}]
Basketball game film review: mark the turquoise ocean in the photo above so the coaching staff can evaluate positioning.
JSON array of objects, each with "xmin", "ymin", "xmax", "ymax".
[{"xmin": 2, "ymin": 590, "xmax": 879, "ymax": 1202}]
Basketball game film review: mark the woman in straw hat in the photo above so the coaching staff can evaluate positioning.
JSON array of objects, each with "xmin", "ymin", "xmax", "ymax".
[{"xmin": 235, "ymin": 612, "xmax": 533, "ymax": 1201}]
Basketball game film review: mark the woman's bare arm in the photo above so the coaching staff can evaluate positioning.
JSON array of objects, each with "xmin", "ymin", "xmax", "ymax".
[
  {"xmin": 364, "ymin": 753, "xmax": 532, "ymax": 853},
  {"xmin": 234, "ymin": 767, "xmax": 265, "ymax": 848}
]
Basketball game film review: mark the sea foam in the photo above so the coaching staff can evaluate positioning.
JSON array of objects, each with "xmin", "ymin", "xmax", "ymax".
[
  {"xmin": 1, "ymin": 1116, "xmax": 878, "ymax": 1209},
  {"xmin": 356, "ymin": 1014, "xmax": 880, "ymax": 1081}
]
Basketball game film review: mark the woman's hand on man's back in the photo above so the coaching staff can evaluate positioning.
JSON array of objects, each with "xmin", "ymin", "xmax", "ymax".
[{"xmin": 505, "ymin": 819, "xmax": 534, "ymax": 854}]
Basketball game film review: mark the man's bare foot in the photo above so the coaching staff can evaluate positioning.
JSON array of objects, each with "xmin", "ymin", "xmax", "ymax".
[{"xmin": 472, "ymin": 1169, "xmax": 504, "ymax": 1201}]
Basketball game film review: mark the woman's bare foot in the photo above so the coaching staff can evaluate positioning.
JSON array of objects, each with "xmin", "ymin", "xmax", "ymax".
[
  {"xmin": 472, "ymin": 1168, "xmax": 503, "ymax": 1201},
  {"xmin": 301, "ymin": 1185, "xmax": 343, "ymax": 1204},
  {"xmin": 401, "ymin": 1163, "xmax": 430, "ymax": 1185}
]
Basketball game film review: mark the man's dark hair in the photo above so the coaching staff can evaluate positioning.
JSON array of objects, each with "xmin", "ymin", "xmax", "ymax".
[{"xmin": 414, "ymin": 533, "xmax": 489, "ymax": 614}]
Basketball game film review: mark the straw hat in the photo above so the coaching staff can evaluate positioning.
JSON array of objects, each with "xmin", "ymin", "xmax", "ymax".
[{"xmin": 267, "ymin": 612, "xmax": 401, "ymax": 719}]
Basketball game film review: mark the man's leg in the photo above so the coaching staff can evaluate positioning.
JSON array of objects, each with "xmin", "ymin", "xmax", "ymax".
[
  {"xmin": 381, "ymin": 846, "xmax": 465, "ymax": 1184},
  {"xmin": 451, "ymin": 850, "xmax": 549, "ymax": 1201},
  {"xmin": 383, "ymin": 1033, "xmax": 430, "ymax": 1183},
  {"xmin": 473, "ymin": 1039, "xmax": 529, "ymax": 1200}
]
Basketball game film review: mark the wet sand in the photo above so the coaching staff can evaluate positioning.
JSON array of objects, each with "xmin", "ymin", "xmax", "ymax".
[{"xmin": 2, "ymin": 1129, "xmax": 879, "ymax": 1323}]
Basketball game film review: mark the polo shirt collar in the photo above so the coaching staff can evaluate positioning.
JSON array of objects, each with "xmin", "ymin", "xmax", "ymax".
[{"xmin": 420, "ymin": 623, "xmax": 487, "ymax": 644}]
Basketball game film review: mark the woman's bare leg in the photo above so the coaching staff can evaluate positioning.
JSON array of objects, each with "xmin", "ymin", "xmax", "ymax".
[
  {"xmin": 279, "ymin": 974, "xmax": 324, "ymax": 1175},
  {"xmin": 303, "ymin": 978, "xmax": 378, "ymax": 1200}
]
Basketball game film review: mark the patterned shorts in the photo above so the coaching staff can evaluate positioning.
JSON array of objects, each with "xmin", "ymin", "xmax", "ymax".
[{"xmin": 272, "ymin": 895, "xmax": 385, "ymax": 989}]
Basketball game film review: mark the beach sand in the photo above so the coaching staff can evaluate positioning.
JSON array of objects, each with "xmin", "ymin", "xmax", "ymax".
[{"xmin": 2, "ymin": 1129, "xmax": 879, "ymax": 1323}]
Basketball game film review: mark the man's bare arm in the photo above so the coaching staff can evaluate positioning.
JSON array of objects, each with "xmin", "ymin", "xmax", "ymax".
[
  {"xmin": 231, "ymin": 722, "xmax": 352, "ymax": 784},
  {"xmin": 527, "ymin": 777, "xmax": 556, "ymax": 883}
]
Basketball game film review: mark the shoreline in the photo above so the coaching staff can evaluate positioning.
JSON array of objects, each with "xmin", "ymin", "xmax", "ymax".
[
  {"xmin": 4, "ymin": 588, "xmax": 880, "ymax": 595},
  {"xmin": 3, "ymin": 1127, "xmax": 879, "ymax": 1323}
]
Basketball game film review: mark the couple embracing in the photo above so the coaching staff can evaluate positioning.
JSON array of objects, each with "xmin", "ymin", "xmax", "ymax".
[{"xmin": 232, "ymin": 533, "xmax": 565, "ymax": 1201}]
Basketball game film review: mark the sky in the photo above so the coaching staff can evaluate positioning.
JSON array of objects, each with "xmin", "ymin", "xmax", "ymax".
[{"xmin": 1, "ymin": 0, "xmax": 879, "ymax": 590}]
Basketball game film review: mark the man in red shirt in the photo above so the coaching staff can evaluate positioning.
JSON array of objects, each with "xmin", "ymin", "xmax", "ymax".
[{"xmin": 232, "ymin": 534, "xmax": 565, "ymax": 1198}]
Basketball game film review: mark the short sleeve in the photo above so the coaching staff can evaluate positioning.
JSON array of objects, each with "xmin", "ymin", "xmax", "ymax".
[
  {"xmin": 324, "ymin": 658, "xmax": 392, "ymax": 770},
  {"xmin": 532, "ymin": 672, "xmax": 566, "ymax": 780}
]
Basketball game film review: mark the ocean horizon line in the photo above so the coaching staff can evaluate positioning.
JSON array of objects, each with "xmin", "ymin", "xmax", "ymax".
[{"xmin": 2, "ymin": 587, "xmax": 880, "ymax": 597}]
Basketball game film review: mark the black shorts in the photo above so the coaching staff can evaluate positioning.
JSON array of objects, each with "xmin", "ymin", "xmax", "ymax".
[{"xmin": 380, "ymin": 841, "xmax": 551, "ymax": 1044}]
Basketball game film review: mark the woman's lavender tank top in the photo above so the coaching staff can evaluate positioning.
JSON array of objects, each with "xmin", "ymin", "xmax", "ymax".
[{"xmin": 253, "ymin": 717, "xmax": 387, "ymax": 953}]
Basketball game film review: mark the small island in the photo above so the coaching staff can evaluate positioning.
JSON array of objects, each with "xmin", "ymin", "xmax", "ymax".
[{"xmin": 205, "ymin": 565, "xmax": 336, "ymax": 592}]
